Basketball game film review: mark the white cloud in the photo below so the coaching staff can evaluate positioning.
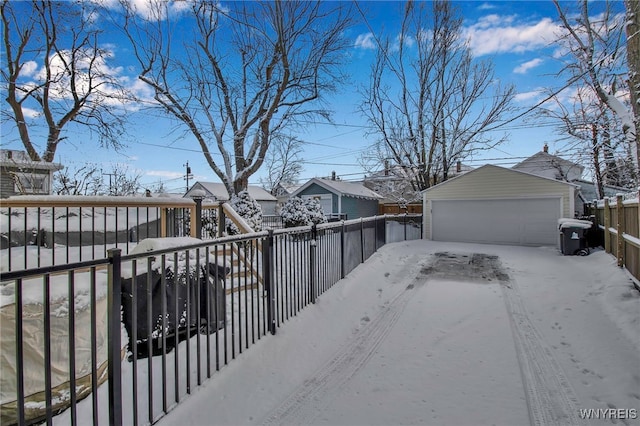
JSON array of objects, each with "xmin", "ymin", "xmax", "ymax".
[
  {"xmin": 478, "ymin": 3, "xmax": 496, "ymax": 11},
  {"xmin": 22, "ymin": 107, "xmax": 41, "ymax": 119},
  {"xmin": 354, "ymin": 32, "xmax": 376, "ymax": 50},
  {"xmin": 464, "ymin": 15, "xmax": 560, "ymax": 56},
  {"xmin": 392, "ymin": 33, "xmax": 415, "ymax": 51},
  {"xmin": 21, "ymin": 61, "xmax": 38, "ymax": 77},
  {"xmin": 514, "ymin": 58, "xmax": 544, "ymax": 74},
  {"xmin": 514, "ymin": 89, "xmax": 544, "ymax": 103},
  {"xmin": 145, "ymin": 170, "xmax": 184, "ymax": 179}
]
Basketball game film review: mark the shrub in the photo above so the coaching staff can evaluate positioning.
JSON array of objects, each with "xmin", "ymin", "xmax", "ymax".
[
  {"xmin": 281, "ymin": 196, "xmax": 327, "ymax": 228},
  {"xmin": 227, "ymin": 191, "xmax": 262, "ymax": 234}
]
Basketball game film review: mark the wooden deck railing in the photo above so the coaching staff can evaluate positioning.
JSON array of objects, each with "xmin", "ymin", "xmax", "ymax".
[{"xmin": 593, "ymin": 190, "xmax": 640, "ymax": 285}]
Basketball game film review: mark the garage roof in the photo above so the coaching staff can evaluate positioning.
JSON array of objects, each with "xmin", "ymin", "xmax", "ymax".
[{"xmin": 422, "ymin": 164, "xmax": 579, "ymax": 195}]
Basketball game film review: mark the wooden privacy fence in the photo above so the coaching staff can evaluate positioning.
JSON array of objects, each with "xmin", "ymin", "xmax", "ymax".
[{"xmin": 593, "ymin": 190, "xmax": 640, "ymax": 284}]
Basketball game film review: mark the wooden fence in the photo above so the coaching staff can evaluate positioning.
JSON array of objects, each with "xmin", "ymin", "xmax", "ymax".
[{"xmin": 593, "ymin": 190, "xmax": 640, "ymax": 286}]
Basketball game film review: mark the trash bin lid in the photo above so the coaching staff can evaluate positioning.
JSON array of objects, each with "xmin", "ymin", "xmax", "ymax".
[{"xmin": 558, "ymin": 218, "xmax": 592, "ymax": 230}]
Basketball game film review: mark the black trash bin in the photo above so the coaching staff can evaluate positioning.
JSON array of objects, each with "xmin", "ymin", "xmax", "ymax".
[{"xmin": 558, "ymin": 219, "xmax": 591, "ymax": 256}]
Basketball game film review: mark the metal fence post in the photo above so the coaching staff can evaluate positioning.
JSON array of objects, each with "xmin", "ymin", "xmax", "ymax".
[
  {"xmin": 263, "ymin": 230, "xmax": 276, "ymax": 335},
  {"xmin": 194, "ymin": 197, "xmax": 203, "ymax": 238},
  {"xmin": 340, "ymin": 221, "xmax": 346, "ymax": 279},
  {"xmin": 310, "ymin": 225, "xmax": 317, "ymax": 304},
  {"xmin": 603, "ymin": 198, "xmax": 611, "ymax": 253},
  {"xmin": 107, "ymin": 249, "xmax": 122, "ymax": 426},
  {"xmin": 360, "ymin": 218, "xmax": 364, "ymax": 263},
  {"xmin": 404, "ymin": 213, "xmax": 408, "ymax": 241},
  {"xmin": 217, "ymin": 203, "xmax": 225, "ymax": 238}
]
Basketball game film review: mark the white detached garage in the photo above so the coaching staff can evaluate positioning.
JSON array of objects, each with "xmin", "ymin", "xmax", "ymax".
[{"xmin": 422, "ymin": 165, "xmax": 578, "ymax": 246}]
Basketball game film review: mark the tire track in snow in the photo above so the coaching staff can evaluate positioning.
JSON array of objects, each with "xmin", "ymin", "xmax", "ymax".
[
  {"xmin": 260, "ymin": 264, "xmax": 426, "ymax": 426},
  {"xmin": 498, "ymin": 273, "xmax": 586, "ymax": 426}
]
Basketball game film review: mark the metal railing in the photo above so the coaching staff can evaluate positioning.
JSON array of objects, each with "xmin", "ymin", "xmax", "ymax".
[
  {"xmin": 0, "ymin": 197, "xmax": 200, "ymax": 271},
  {"xmin": 0, "ymin": 214, "xmax": 422, "ymax": 426}
]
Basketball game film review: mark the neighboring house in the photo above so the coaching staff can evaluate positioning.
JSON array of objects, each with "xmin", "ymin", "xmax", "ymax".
[
  {"xmin": 573, "ymin": 179, "xmax": 630, "ymax": 214},
  {"xmin": 422, "ymin": 164, "xmax": 578, "ymax": 246},
  {"xmin": 512, "ymin": 144, "xmax": 630, "ymax": 215},
  {"xmin": 272, "ymin": 182, "xmax": 301, "ymax": 212},
  {"xmin": 291, "ymin": 178, "xmax": 383, "ymax": 220},
  {"xmin": 185, "ymin": 182, "xmax": 278, "ymax": 215},
  {"xmin": 512, "ymin": 144, "xmax": 584, "ymax": 181},
  {"xmin": 363, "ymin": 162, "xmax": 473, "ymax": 214},
  {"xmin": 0, "ymin": 149, "xmax": 63, "ymax": 198}
]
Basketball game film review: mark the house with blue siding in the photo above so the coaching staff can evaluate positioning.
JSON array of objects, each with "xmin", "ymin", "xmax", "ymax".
[{"xmin": 291, "ymin": 178, "xmax": 382, "ymax": 220}]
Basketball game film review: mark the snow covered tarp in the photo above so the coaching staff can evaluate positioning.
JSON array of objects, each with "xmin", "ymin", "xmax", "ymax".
[
  {"xmin": 0, "ymin": 268, "xmax": 111, "ymax": 425},
  {"xmin": 0, "ymin": 237, "xmax": 228, "ymax": 424}
]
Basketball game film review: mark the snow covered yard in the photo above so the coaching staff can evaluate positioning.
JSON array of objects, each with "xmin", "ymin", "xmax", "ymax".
[{"xmin": 152, "ymin": 240, "xmax": 640, "ymax": 426}]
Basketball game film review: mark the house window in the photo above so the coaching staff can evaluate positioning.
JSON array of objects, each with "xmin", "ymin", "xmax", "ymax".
[{"xmin": 12, "ymin": 172, "xmax": 50, "ymax": 194}]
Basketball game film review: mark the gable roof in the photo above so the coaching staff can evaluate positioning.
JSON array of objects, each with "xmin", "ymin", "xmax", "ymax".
[
  {"xmin": 573, "ymin": 179, "xmax": 630, "ymax": 202},
  {"xmin": 512, "ymin": 151, "xmax": 584, "ymax": 177},
  {"xmin": 186, "ymin": 182, "xmax": 277, "ymax": 202},
  {"xmin": 274, "ymin": 183, "xmax": 301, "ymax": 195},
  {"xmin": 422, "ymin": 164, "xmax": 579, "ymax": 194},
  {"xmin": 0, "ymin": 149, "xmax": 63, "ymax": 171},
  {"xmin": 292, "ymin": 178, "xmax": 382, "ymax": 200}
]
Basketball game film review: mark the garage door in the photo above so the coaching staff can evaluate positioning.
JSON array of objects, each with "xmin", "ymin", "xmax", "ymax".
[{"xmin": 431, "ymin": 198, "xmax": 561, "ymax": 246}]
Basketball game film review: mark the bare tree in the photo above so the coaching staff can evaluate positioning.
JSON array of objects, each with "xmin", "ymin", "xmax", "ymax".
[
  {"xmin": 1, "ymin": 0, "xmax": 132, "ymax": 162},
  {"xmin": 359, "ymin": 0, "xmax": 515, "ymax": 191},
  {"xmin": 53, "ymin": 163, "xmax": 141, "ymax": 196},
  {"xmin": 103, "ymin": 164, "xmax": 142, "ymax": 196},
  {"xmin": 118, "ymin": 0, "xmax": 352, "ymax": 196},
  {"xmin": 553, "ymin": 0, "xmax": 639, "ymax": 184},
  {"xmin": 625, "ymin": 0, "xmax": 640, "ymax": 168},
  {"xmin": 541, "ymin": 88, "xmax": 631, "ymax": 198},
  {"xmin": 53, "ymin": 164, "xmax": 103, "ymax": 195},
  {"xmin": 260, "ymin": 135, "xmax": 303, "ymax": 194}
]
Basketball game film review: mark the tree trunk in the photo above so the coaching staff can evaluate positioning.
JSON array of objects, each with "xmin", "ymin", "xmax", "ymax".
[
  {"xmin": 625, "ymin": 0, "xmax": 640, "ymax": 178},
  {"xmin": 592, "ymin": 124, "xmax": 604, "ymax": 199}
]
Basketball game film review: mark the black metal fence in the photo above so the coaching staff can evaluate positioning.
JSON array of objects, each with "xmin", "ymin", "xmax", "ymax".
[
  {"xmin": 0, "ymin": 214, "xmax": 422, "ymax": 426},
  {"xmin": 0, "ymin": 198, "xmax": 196, "ymax": 271}
]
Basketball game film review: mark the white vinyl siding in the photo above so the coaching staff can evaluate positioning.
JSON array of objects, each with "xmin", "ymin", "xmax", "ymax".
[{"xmin": 422, "ymin": 165, "xmax": 575, "ymax": 246}]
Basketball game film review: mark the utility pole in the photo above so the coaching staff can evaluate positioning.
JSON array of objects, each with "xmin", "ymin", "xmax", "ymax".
[
  {"xmin": 184, "ymin": 162, "xmax": 193, "ymax": 194},
  {"xmin": 102, "ymin": 171, "xmax": 116, "ymax": 195}
]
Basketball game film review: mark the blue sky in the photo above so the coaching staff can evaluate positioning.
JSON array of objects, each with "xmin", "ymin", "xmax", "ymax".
[{"xmin": 1, "ymin": 1, "xmax": 626, "ymax": 193}]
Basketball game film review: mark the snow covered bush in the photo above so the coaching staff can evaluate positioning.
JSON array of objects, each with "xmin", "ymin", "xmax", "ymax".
[
  {"xmin": 280, "ymin": 196, "xmax": 327, "ymax": 228},
  {"xmin": 227, "ymin": 191, "xmax": 262, "ymax": 234},
  {"xmin": 304, "ymin": 198, "xmax": 328, "ymax": 226}
]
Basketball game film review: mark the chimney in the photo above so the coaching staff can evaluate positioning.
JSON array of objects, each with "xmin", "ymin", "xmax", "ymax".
[
  {"xmin": 384, "ymin": 160, "xmax": 389, "ymax": 176},
  {"xmin": 456, "ymin": 160, "xmax": 461, "ymax": 173},
  {"xmin": 331, "ymin": 171, "xmax": 336, "ymax": 181},
  {"xmin": 543, "ymin": 143, "xmax": 548, "ymax": 153}
]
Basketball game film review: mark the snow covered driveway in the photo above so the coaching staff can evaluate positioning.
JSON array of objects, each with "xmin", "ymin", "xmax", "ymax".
[{"xmin": 157, "ymin": 241, "xmax": 640, "ymax": 426}]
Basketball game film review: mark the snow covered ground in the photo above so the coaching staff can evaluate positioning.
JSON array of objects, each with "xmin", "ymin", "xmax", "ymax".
[{"xmin": 148, "ymin": 240, "xmax": 640, "ymax": 426}]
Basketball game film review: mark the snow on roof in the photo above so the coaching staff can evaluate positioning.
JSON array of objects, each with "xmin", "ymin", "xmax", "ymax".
[
  {"xmin": 292, "ymin": 178, "xmax": 383, "ymax": 200},
  {"xmin": 512, "ymin": 151, "xmax": 584, "ymax": 174},
  {"xmin": 0, "ymin": 149, "xmax": 63, "ymax": 171},
  {"xmin": 573, "ymin": 179, "xmax": 631, "ymax": 203},
  {"xmin": 421, "ymin": 164, "xmax": 580, "ymax": 193},
  {"xmin": 186, "ymin": 182, "xmax": 277, "ymax": 202},
  {"xmin": 277, "ymin": 183, "xmax": 302, "ymax": 194}
]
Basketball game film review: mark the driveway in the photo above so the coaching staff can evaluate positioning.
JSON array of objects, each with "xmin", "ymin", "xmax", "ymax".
[{"xmin": 157, "ymin": 241, "xmax": 640, "ymax": 426}]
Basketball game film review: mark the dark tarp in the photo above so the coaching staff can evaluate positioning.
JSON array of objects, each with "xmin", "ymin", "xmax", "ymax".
[{"xmin": 121, "ymin": 263, "xmax": 228, "ymax": 360}]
